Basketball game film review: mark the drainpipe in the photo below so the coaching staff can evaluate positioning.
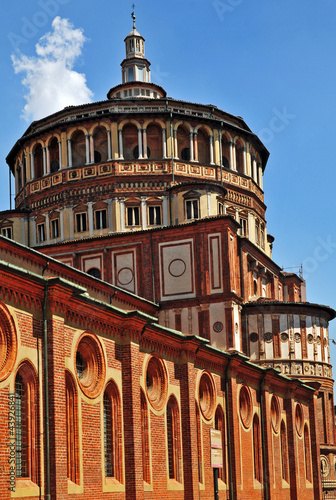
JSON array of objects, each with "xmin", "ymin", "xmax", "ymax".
[
  {"xmin": 260, "ymin": 371, "xmax": 268, "ymax": 500},
  {"xmin": 224, "ymin": 359, "xmax": 234, "ymax": 500},
  {"xmin": 170, "ymin": 112, "xmax": 175, "ymax": 185},
  {"xmin": 9, "ymin": 166, "xmax": 12, "ymax": 211},
  {"xmin": 42, "ymin": 261, "xmax": 51, "ymax": 500},
  {"xmin": 219, "ymin": 123, "xmax": 223, "ymax": 186},
  {"xmin": 149, "ymin": 231, "xmax": 156, "ymax": 303}
]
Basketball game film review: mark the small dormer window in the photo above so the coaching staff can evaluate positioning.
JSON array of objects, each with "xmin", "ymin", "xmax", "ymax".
[
  {"xmin": 186, "ymin": 200, "xmax": 199, "ymax": 220},
  {"xmin": 136, "ymin": 39, "xmax": 140, "ymax": 51},
  {"xmin": 137, "ymin": 66, "xmax": 144, "ymax": 81},
  {"xmin": 130, "ymin": 39, "xmax": 134, "ymax": 52}
]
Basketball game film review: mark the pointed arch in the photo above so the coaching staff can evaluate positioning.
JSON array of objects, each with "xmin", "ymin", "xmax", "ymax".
[
  {"xmin": 215, "ymin": 405, "xmax": 226, "ymax": 483},
  {"xmin": 166, "ymin": 395, "xmax": 182, "ymax": 482},
  {"xmin": 103, "ymin": 380, "xmax": 123, "ymax": 483},
  {"xmin": 304, "ymin": 424, "xmax": 312, "ymax": 482},
  {"xmin": 15, "ymin": 360, "xmax": 39, "ymax": 484},
  {"xmin": 253, "ymin": 413, "xmax": 262, "ymax": 483},
  {"xmin": 141, "ymin": 389, "xmax": 150, "ymax": 483},
  {"xmin": 65, "ymin": 371, "xmax": 79, "ymax": 484},
  {"xmin": 280, "ymin": 420, "xmax": 289, "ymax": 482}
]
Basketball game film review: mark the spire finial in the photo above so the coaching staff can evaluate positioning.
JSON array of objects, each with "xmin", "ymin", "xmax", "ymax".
[{"xmin": 131, "ymin": 4, "xmax": 136, "ymax": 29}]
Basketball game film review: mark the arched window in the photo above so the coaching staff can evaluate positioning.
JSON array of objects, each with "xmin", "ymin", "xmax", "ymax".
[
  {"xmin": 15, "ymin": 362, "xmax": 39, "ymax": 484},
  {"xmin": 195, "ymin": 402, "xmax": 203, "ymax": 483},
  {"xmin": 235, "ymin": 139, "xmax": 245, "ymax": 174},
  {"xmin": 221, "ymin": 134, "xmax": 231, "ymax": 169},
  {"xmin": 122, "ymin": 124, "xmax": 138, "ymax": 160},
  {"xmin": 71, "ymin": 130, "xmax": 86, "ymax": 167},
  {"xmin": 103, "ymin": 381, "xmax": 123, "ymax": 483},
  {"xmin": 16, "ymin": 161, "xmax": 22, "ymax": 193},
  {"xmin": 49, "ymin": 137, "xmax": 60, "ymax": 173},
  {"xmin": 141, "ymin": 390, "xmax": 150, "ymax": 483},
  {"xmin": 253, "ymin": 414, "xmax": 262, "ymax": 483},
  {"xmin": 146, "ymin": 123, "xmax": 162, "ymax": 159},
  {"xmin": 166, "ymin": 395, "xmax": 182, "ymax": 482},
  {"xmin": 33, "ymin": 143, "xmax": 44, "ymax": 178},
  {"xmin": 280, "ymin": 420, "xmax": 289, "ymax": 482},
  {"xmin": 93, "ymin": 126, "xmax": 108, "ymax": 163},
  {"xmin": 197, "ymin": 128, "xmax": 210, "ymax": 164},
  {"xmin": 177, "ymin": 125, "xmax": 190, "ymax": 160},
  {"xmin": 65, "ymin": 371, "xmax": 79, "ymax": 484},
  {"xmin": 87, "ymin": 268, "xmax": 101, "ymax": 279},
  {"xmin": 304, "ymin": 424, "xmax": 312, "ymax": 482},
  {"xmin": 215, "ymin": 405, "xmax": 226, "ymax": 483}
]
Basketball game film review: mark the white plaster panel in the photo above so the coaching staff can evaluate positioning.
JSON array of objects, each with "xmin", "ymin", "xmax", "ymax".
[
  {"xmin": 159, "ymin": 239, "xmax": 195, "ymax": 301},
  {"xmin": 111, "ymin": 249, "xmax": 137, "ymax": 294},
  {"xmin": 208, "ymin": 233, "xmax": 223, "ymax": 293}
]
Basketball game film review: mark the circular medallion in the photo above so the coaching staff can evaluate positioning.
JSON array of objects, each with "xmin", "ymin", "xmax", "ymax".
[
  {"xmin": 213, "ymin": 322, "xmax": 223, "ymax": 333},
  {"xmin": 295, "ymin": 403, "xmax": 304, "ymax": 436},
  {"xmin": 168, "ymin": 259, "xmax": 186, "ymax": 277},
  {"xmin": 117, "ymin": 267, "xmax": 134, "ymax": 286},
  {"xmin": 199, "ymin": 371, "xmax": 216, "ymax": 420},
  {"xmin": 280, "ymin": 332, "xmax": 289, "ymax": 342},
  {"xmin": 264, "ymin": 332, "xmax": 273, "ymax": 343},
  {"xmin": 239, "ymin": 385, "xmax": 252, "ymax": 429},
  {"xmin": 307, "ymin": 334, "xmax": 314, "ymax": 344},
  {"xmin": 294, "ymin": 332, "xmax": 301, "ymax": 342},
  {"xmin": 250, "ymin": 332, "xmax": 258, "ymax": 343},
  {"xmin": 75, "ymin": 332, "xmax": 105, "ymax": 399},
  {"xmin": 145, "ymin": 355, "xmax": 167, "ymax": 411},
  {"xmin": 270, "ymin": 395, "xmax": 280, "ymax": 433}
]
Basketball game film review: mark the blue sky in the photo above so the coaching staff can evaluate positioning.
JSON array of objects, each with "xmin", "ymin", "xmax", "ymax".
[{"xmin": 1, "ymin": 0, "xmax": 336, "ymax": 365}]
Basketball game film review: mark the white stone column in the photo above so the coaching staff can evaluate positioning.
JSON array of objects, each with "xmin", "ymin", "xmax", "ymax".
[
  {"xmin": 194, "ymin": 132, "xmax": 198, "ymax": 162},
  {"xmin": 210, "ymin": 135, "xmax": 214, "ymax": 164},
  {"xmin": 120, "ymin": 199, "xmax": 125, "ymax": 231},
  {"xmin": 118, "ymin": 130, "xmax": 124, "ymax": 159},
  {"xmin": 58, "ymin": 141, "xmax": 62, "ymax": 169},
  {"xmin": 43, "ymin": 147, "xmax": 47, "ymax": 176},
  {"xmin": 258, "ymin": 165, "xmax": 263, "ymax": 190},
  {"xmin": 141, "ymin": 197, "xmax": 147, "ymax": 230},
  {"xmin": 229, "ymin": 142, "xmax": 233, "ymax": 170},
  {"xmin": 107, "ymin": 131, "xmax": 112, "ymax": 160},
  {"xmin": 174, "ymin": 130, "xmax": 178, "ymax": 159},
  {"xmin": 162, "ymin": 196, "xmax": 169, "ymax": 226},
  {"xmin": 107, "ymin": 198, "xmax": 113, "ymax": 232},
  {"xmin": 67, "ymin": 139, "xmax": 72, "ymax": 168},
  {"xmin": 207, "ymin": 191, "xmax": 212, "ymax": 216},
  {"xmin": 189, "ymin": 132, "xmax": 194, "ymax": 161},
  {"xmin": 85, "ymin": 135, "xmax": 90, "ymax": 164},
  {"xmin": 174, "ymin": 194, "xmax": 178, "ymax": 224},
  {"xmin": 88, "ymin": 202, "xmax": 94, "ymax": 235},
  {"xmin": 31, "ymin": 218, "xmax": 36, "ymax": 246},
  {"xmin": 252, "ymin": 158, "xmax": 257, "ymax": 183},
  {"xmin": 232, "ymin": 142, "xmax": 237, "ymax": 171},
  {"xmin": 138, "ymin": 128, "xmax": 143, "ymax": 159},
  {"xmin": 162, "ymin": 128, "xmax": 167, "ymax": 158},
  {"xmin": 89, "ymin": 135, "xmax": 94, "ymax": 163},
  {"xmin": 69, "ymin": 207, "xmax": 74, "ymax": 239},
  {"xmin": 30, "ymin": 153, "xmax": 35, "ymax": 179},
  {"xmin": 45, "ymin": 213, "xmax": 50, "ymax": 244},
  {"xmin": 143, "ymin": 129, "xmax": 147, "ymax": 159},
  {"xmin": 243, "ymin": 147, "xmax": 247, "ymax": 175},
  {"xmin": 18, "ymin": 218, "xmax": 26, "ymax": 245},
  {"xmin": 60, "ymin": 208, "xmax": 64, "ymax": 241},
  {"xmin": 46, "ymin": 147, "xmax": 50, "ymax": 175}
]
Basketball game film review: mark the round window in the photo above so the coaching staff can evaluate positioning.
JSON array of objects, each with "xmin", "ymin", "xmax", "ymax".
[
  {"xmin": 74, "ymin": 332, "xmax": 105, "ymax": 399},
  {"xmin": 199, "ymin": 371, "xmax": 216, "ymax": 420},
  {"xmin": 270, "ymin": 394, "xmax": 280, "ymax": 433},
  {"xmin": 0, "ymin": 303, "xmax": 17, "ymax": 382},
  {"xmin": 295, "ymin": 403, "xmax": 304, "ymax": 436},
  {"xmin": 145, "ymin": 355, "xmax": 167, "ymax": 411},
  {"xmin": 239, "ymin": 385, "xmax": 252, "ymax": 429}
]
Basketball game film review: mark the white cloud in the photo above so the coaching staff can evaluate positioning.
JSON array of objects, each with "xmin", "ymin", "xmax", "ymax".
[{"xmin": 12, "ymin": 16, "xmax": 93, "ymax": 122}]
